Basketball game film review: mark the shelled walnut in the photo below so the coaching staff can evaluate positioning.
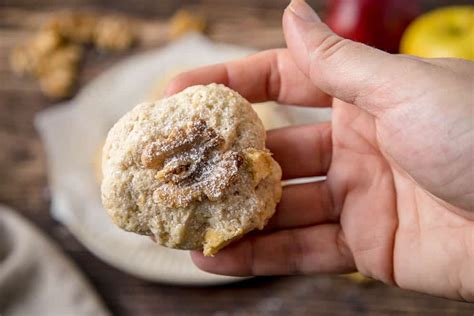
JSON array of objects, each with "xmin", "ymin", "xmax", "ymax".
[
  {"xmin": 169, "ymin": 10, "xmax": 206, "ymax": 39},
  {"xmin": 143, "ymin": 120, "xmax": 244, "ymax": 208},
  {"xmin": 43, "ymin": 12, "xmax": 98, "ymax": 44},
  {"xmin": 10, "ymin": 11, "xmax": 136, "ymax": 99},
  {"xmin": 94, "ymin": 16, "xmax": 135, "ymax": 52}
]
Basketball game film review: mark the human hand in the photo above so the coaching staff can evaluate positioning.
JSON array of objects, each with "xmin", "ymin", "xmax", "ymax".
[{"xmin": 166, "ymin": 0, "xmax": 474, "ymax": 301}]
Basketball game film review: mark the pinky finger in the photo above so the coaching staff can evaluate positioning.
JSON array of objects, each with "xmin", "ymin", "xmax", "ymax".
[{"xmin": 191, "ymin": 224, "xmax": 355, "ymax": 276}]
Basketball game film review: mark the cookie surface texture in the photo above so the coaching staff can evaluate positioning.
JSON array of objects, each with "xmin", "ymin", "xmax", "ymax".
[{"xmin": 101, "ymin": 84, "xmax": 282, "ymax": 256}]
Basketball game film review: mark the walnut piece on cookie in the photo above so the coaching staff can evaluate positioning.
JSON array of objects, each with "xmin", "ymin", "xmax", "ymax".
[{"xmin": 101, "ymin": 84, "xmax": 282, "ymax": 256}]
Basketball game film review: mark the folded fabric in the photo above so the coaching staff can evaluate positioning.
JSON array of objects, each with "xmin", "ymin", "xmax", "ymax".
[{"xmin": 0, "ymin": 205, "xmax": 110, "ymax": 316}]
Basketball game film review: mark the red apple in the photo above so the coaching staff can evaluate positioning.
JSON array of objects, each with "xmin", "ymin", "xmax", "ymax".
[{"xmin": 325, "ymin": 0, "xmax": 421, "ymax": 53}]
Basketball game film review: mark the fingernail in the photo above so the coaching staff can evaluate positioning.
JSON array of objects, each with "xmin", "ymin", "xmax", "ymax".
[{"xmin": 288, "ymin": 0, "xmax": 321, "ymax": 22}]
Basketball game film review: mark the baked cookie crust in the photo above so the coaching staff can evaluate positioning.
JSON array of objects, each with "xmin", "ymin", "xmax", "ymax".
[{"xmin": 101, "ymin": 84, "xmax": 281, "ymax": 256}]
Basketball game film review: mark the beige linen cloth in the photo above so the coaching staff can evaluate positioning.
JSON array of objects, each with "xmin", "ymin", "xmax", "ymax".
[{"xmin": 0, "ymin": 205, "xmax": 110, "ymax": 316}]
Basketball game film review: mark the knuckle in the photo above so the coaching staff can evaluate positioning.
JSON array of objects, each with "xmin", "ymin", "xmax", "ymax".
[
  {"xmin": 285, "ymin": 230, "xmax": 304, "ymax": 274},
  {"xmin": 335, "ymin": 228, "xmax": 354, "ymax": 268},
  {"xmin": 309, "ymin": 32, "xmax": 352, "ymax": 63}
]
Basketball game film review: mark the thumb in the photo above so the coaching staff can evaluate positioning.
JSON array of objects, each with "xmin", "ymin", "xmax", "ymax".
[{"xmin": 283, "ymin": 0, "xmax": 417, "ymax": 116}]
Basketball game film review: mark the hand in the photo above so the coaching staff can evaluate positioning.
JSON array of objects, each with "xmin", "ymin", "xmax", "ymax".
[{"xmin": 166, "ymin": 0, "xmax": 474, "ymax": 301}]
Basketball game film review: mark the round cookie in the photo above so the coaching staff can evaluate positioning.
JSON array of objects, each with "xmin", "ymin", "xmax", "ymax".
[{"xmin": 101, "ymin": 83, "xmax": 282, "ymax": 256}]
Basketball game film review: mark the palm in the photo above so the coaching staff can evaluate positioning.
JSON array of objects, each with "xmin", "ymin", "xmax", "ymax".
[
  {"xmin": 330, "ymin": 99, "xmax": 474, "ymax": 299},
  {"xmin": 167, "ymin": 36, "xmax": 473, "ymax": 299}
]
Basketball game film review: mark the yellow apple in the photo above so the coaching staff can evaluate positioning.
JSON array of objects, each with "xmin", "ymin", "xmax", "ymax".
[{"xmin": 400, "ymin": 6, "xmax": 474, "ymax": 60}]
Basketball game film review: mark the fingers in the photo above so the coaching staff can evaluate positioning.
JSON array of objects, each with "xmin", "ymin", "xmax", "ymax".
[
  {"xmin": 166, "ymin": 49, "xmax": 331, "ymax": 107},
  {"xmin": 266, "ymin": 180, "xmax": 336, "ymax": 231},
  {"xmin": 267, "ymin": 123, "xmax": 332, "ymax": 179},
  {"xmin": 283, "ymin": 0, "xmax": 424, "ymax": 117},
  {"xmin": 191, "ymin": 224, "xmax": 355, "ymax": 276}
]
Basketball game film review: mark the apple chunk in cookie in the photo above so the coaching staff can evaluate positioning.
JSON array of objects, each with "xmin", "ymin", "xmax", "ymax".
[{"xmin": 101, "ymin": 84, "xmax": 282, "ymax": 256}]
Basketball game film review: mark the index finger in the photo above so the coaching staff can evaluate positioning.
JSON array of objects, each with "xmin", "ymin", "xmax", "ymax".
[{"xmin": 166, "ymin": 48, "xmax": 331, "ymax": 107}]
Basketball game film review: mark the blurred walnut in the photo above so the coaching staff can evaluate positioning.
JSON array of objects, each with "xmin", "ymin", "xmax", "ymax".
[
  {"xmin": 10, "ymin": 30, "xmax": 63, "ymax": 76},
  {"xmin": 31, "ymin": 29, "xmax": 63, "ymax": 55},
  {"xmin": 11, "ymin": 41, "xmax": 82, "ymax": 98},
  {"xmin": 36, "ymin": 44, "xmax": 83, "ymax": 76},
  {"xmin": 94, "ymin": 16, "xmax": 135, "ymax": 52},
  {"xmin": 39, "ymin": 66, "xmax": 77, "ymax": 99},
  {"xmin": 36, "ymin": 44, "xmax": 82, "ymax": 98},
  {"xmin": 44, "ymin": 12, "xmax": 98, "ymax": 44},
  {"xmin": 10, "ymin": 11, "xmax": 136, "ymax": 99},
  {"xmin": 43, "ymin": 12, "xmax": 135, "ymax": 51},
  {"xmin": 169, "ymin": 10, "xmax": 206, "ymax": 39}
]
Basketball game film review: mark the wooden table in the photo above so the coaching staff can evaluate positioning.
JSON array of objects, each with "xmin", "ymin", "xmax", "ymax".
[{"xmin": 0, "ymin": 1, "xmax": 473, "ymax": 315}]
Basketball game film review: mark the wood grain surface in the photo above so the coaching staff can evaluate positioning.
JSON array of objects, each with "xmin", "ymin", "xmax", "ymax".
[{"xmin": 0, "ymin": 0, "xmax": 473, "ymax": 315}]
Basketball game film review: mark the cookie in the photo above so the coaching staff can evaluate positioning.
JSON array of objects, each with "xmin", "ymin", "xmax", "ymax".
[{"xmin": 101, "ymin": 84, "xmax": 282, "ymax": 256}]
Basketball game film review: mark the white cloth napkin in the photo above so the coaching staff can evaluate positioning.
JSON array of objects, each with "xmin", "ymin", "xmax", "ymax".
[{"xmin": 0, "ymin": 205, "xmax": 110, "ymax": 316}]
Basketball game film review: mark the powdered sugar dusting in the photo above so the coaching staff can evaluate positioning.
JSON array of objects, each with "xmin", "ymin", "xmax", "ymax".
[{"xmin": 145, "ymin": 119, "xmax": 244, "ymax": 208}]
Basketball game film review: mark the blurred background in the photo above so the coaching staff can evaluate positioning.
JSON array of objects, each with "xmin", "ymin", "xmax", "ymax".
[{"xmin": 0, "ymin": 0, "xmax": 473, "ymax": 315}]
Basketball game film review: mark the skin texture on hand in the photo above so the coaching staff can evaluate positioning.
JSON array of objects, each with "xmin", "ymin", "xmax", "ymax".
[{"xmin": 165, "ymin": 0, "xmax": 474, "ymax": 301}]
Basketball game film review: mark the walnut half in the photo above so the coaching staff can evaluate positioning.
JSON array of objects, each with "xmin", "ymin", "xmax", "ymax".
[{"xmin": 142, "ymin": 120, "xmax": 243, "ymax": 208}]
